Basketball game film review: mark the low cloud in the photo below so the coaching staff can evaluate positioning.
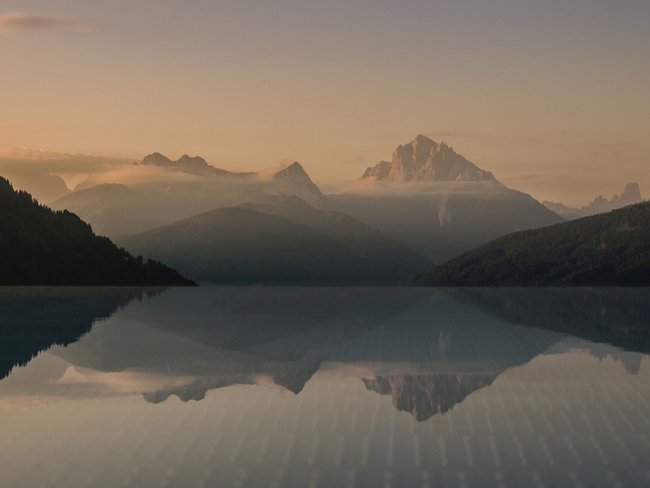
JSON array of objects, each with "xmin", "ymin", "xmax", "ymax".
[{"xmin": 0, "ymin": 12, "xmax": 91, "ymax": 32}]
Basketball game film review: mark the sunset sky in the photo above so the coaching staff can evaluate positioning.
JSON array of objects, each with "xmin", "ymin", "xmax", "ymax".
[{"xmin": 1, "ymin": 0, "xmax": 649, "ymax": 204}]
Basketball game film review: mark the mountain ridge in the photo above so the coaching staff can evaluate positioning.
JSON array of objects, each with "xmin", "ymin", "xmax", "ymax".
[
  {"xmin": 544, "ymin": 182, "xmax": 644, "ymax": 219},
  {"xmin": 412, "ymin": 202, "xmax": 650, "ymax": 286},
  {"xmin": 116, "ymin": 201, "xmax": 429, "ymax": 285}
]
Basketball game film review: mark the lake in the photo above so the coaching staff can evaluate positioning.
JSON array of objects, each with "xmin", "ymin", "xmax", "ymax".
[{"xmin": 0, "ymin": 287, "xmax": 648, "ymax": 487}]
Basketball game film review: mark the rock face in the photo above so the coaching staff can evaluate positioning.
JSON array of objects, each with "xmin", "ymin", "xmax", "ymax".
[
  {"xmin": 268, "ymin": 162, "xmax": 327, "ymax": 209},
  {"xmin": 362, "ymin": 373, "xmax": 497, "ymax": 421},
  {"xmin": 140, "ymin": 152, "xmax": 238, "ymax": 177},
  {"xmin": 362, "ymin": 135, "xmax": 495, "ymax": 182},
  {"xmin": 544, "ymin": 183, "xmax": 644, "ymax": 219}
]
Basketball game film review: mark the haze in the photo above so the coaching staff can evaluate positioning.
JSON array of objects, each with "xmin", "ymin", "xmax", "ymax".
[{"xmin": 1, "ymin": 0, "xmax": 649, "ymax": 204}]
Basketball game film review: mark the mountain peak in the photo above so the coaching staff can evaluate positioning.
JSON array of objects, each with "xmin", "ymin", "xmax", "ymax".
[
  {"xmin": 139, "ymin": 153, "xmax": 233, "ymax": 177},
  {"xmin": 268, "ymin": 161, "xmax": 327, "ymax": 208},
  {"xmin": 273, "ymin": 161, "xmax": 307, "ymax": 179},
  {"xmin": 141, "ymin": 152, "xmax": 173, "ymax": 166},
  {"xmin": 622, "ymin": 182, "xmax": 642, "ymax": 201},
  {"xmin": 362, "ymin": 135, "xmax": 495, "ymax": 183}
]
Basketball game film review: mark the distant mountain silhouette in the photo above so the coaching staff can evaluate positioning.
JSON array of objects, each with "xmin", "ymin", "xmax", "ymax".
[
  {"xmin": 116, "ymin": 199, "xmax": 429, "ymax": 285},
  {"xmin": 413, "ymin": 202, "xmax": 650, "ymax": 286},
  {"xmin": 0, "ymin": 176, "xmax": 194, "ymax": 285},
  {"xmin": 363, "ymin": 135, "xmax": 495, "ymax": 182},
  {"xmin": 0, "ymin": 168, "xmax": 70, "ymax": 203},
  {"xmin": 140, "ymin": 152, "xmax": 254, "ymax": 178},
  {"xmin": 51, "ymin": 158, "xmax": 327, "ymax": 236},
  {"xmin": 544, "ymin": 183, "xmax": 644, "ymax": 219}
]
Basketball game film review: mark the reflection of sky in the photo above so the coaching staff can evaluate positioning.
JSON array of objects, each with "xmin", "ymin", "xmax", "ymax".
[{"xmin": 1, "ymin": 1, "xmax": 649, "ymax": 201}]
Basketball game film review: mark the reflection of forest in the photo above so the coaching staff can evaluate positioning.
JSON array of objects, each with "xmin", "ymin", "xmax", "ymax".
[{"xmin": 0, "ymin": 287, "xmax": 156, "ymax": 379}]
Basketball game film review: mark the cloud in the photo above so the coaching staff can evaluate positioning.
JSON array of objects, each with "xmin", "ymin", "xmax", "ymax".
[{"xmin": 0, "ymin": 12, "xmax": 91, "ymax": 32}]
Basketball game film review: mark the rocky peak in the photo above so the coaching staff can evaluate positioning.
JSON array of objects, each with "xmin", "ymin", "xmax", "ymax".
[
  {"xmin": 362, "ymin": 372, "xmax": 498, "ymax": 421},
  {"xmin": 139, "ymin": 153, "xmax": 232, "ymax": 177},
  {"xmin": 621, "ymin": 183, "xmax": 642, "ymax": 202},
  {"xmin": 362, "ymin": 135, "xmax": 495, "ymax": 183},
  {"xmin": 141, "ymin": 152, "xmax": 173, "ymax": 167},
  {"xmin": 273, "ymin": 161, "xmax": 308, "ymax": 180},
  {"xmin": 268, "ymin": 161, "xmax": 327, "ymax": 209},
  {"xmin": 177, "ymin": 154, "xmax": 210, "ymax": 170}
]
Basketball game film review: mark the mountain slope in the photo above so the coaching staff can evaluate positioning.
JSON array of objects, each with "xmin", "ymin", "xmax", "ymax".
[
  {"xmin": 239, "ymin": 195, "xmax": 427, "ymax": 263},
  {"xmin": 116, "ymin": 205, "xmax": 428, "ymax": 285},
  {"xmin": 329, "ymin": 186, "xmax": 563, "ymax": 261},
  {"xmin": 412, "ymin": 202, "xmax": 650, "ymax": 286},
  {"xmin": 0, "ymin": 176, "xmax": 194, "ymax": 286}
]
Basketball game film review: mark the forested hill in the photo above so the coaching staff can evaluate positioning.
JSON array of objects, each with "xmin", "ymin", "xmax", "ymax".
[
  {"xmin": 0, "ymin": 176, "xmax": 194, "ymax": 286},
  {"xmin": 412, "ymin": 202, "xmax": 650, "ymax": 286}
]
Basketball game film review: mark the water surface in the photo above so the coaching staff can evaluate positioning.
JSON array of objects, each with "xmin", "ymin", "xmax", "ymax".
[{"xmin": 0, "ymin": 287, "xmax": 648, "ymax": 487}]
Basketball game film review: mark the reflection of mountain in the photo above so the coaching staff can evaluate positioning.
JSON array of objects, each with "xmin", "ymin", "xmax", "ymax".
[
  {"xmin": 0, "ymin": 288, "xmax": 149, "ymax": 379},
  {"xmin": 6, "ymin": 288, "xmax": 646, "ymax": 417},
  {"xmin": 363, "ymin": 372, "xmax": 497, "ymax": 421},
  {"xmin": 53, "ymin": 288, "xmax": 429, "ymax": 402},
  {"xmin": 49, "ymin": 288, "xmax": 566, "ymax": 409},
  {"xmin": 448, "ymin": 287, "xmax": 650, "ymax": 352},
  {"xmin": 549, "ymin": 339, "xmax": 644, "ymax": 375}
]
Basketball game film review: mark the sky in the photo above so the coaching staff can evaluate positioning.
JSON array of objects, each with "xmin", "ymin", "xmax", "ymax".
[{"xmin": 1, "ymin": 0, "xmax": 649, "ymax": 204}]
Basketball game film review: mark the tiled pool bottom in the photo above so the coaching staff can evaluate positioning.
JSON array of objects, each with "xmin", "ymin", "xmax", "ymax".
[
  {"xmin": 2, "ymin": 352, "xmax": 648, "ymax": 487},
  {"xmin": 0, "ymin": 287, "xmax": 648, "ymax": 487}
]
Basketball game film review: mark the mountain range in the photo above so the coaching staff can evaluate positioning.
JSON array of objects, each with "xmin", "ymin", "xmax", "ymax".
[
  {"xmin": 12, "ymin": 134, "xmax": 646, "ymax": 286},
  {"xmin": 544, "ymin": 182, "xmax": 644, "ymax": 219},
  {"xmin": 49, "ymin": 136, "xmax": 563, "ymax": 274}
]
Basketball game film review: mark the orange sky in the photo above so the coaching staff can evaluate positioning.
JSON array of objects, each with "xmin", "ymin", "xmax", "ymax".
[{"xmin": 1, "ymin": 1, "xmax": 649, "ymax": 205}]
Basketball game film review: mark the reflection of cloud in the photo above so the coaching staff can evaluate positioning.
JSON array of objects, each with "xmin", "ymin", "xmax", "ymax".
[{"xmin": 0, "ymin": 12, "xmax": 91, "ymax": 32}]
